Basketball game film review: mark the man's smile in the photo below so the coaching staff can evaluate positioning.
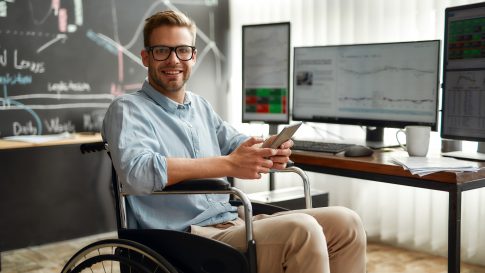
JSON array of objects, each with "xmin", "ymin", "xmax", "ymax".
[{"xmin": 162, "ymin": 70, "xmax": 182, "ymax": 75}]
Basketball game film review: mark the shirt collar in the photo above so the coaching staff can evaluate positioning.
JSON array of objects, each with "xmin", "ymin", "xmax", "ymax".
[{"xmin": 141, "ymin": 79, "xmax": 192, "ymax": 113}]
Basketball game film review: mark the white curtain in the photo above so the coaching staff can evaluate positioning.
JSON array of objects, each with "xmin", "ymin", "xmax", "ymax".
[{"xmin": 228, "ymin": 0, "xmax": 485, "ymax": 266}]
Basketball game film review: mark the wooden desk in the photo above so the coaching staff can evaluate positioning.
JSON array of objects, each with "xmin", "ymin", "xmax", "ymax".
[
  {"xmin": 0, "ymin": 133, "xmax": 103, "ymax": 150},
  {"xmin": 290, "ymin": 149, "xmax": 485, "ymax": 273}
]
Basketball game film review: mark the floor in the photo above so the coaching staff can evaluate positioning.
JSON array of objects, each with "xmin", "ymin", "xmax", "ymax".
[{"xmin": 2, "ymin": 232, "xmax": 485, "ymax": 273}]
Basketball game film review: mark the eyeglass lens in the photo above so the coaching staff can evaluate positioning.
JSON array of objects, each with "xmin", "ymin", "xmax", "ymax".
[{"xmin": 151, "ymin": 46, "xmax": 194, "ymax": 61}]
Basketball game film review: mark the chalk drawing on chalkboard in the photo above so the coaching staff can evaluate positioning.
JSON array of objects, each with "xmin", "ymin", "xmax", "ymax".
[
  {"xmin": 0, "ymin": 0, "xmax": 14, "ymax": 18},
  {"xmin": 28, "ymin": 0, "xmax": 83, "ymax": 33},
  {"xmin": 37, "ymin": 34, "xmax": 67, "ymax": 53},
  {"xmin": 1, "ymin": 0, "xmax": 229, "ymax": 137}
]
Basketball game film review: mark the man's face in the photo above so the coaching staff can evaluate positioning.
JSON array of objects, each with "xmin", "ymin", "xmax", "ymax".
[{"xmin": 141, "ymin": 26, "xmax": 196, "ymax": 95}]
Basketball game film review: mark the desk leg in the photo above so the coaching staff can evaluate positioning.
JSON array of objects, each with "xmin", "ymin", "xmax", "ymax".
[{"xmin": 448, "ymin": 187, "xmax": 462, "ymax": 273}]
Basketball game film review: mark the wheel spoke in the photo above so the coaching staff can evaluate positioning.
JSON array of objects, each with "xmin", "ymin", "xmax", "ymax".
[
  {"xmin": 62, "ymin": 239, "xmax": 178, "ymax": 273},
  {"xmin": 101, "ymin": 260, "xmax": 107, "ymax": 273}
]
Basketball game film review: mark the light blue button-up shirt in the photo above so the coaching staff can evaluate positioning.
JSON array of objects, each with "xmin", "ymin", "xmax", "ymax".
[{"xmin": 102, "ymin": 80, "xmax": 248, "ymax": 231}]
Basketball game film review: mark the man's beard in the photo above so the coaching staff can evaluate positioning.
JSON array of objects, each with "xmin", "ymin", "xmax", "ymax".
[{"xmin": 148, "ymin": 66, "xmax": 188, "ymax": 93}]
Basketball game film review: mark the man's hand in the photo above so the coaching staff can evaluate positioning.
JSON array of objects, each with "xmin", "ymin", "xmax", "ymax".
[
  {"xmin": 267, "ymin": 136, "xmax": 293, "ymax": 170},
  {"xmin": 227, "ymin": 137, "xmax": 277, "ymax": 179},
  {"xmin": 166, "ymin": 136, "xmax": 293, "ymax": 185}
]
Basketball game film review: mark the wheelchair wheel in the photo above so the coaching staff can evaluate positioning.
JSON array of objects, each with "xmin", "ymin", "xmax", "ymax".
[{"xmin": 61, "ymin": 238, "xmax": 178, "ymax": 273}]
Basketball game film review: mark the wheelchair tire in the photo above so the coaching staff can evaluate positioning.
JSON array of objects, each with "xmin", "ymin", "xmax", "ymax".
[{"xmin": 61, "ymin": 238, "xmax": 178, "ymax": 273}]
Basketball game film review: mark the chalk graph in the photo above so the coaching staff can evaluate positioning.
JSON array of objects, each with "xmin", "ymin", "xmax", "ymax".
[{"xmin": 0, "ymin": 0, "xmax": 227, "ymax": 136}]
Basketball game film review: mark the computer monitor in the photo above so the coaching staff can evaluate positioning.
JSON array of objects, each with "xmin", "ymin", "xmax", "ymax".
[
  {"xmin": 242, "ymin": 22, "xmax": 290, "ymax": 128},
  {"xmin": 441, "ymin": 2, "xmax": 485, "ymax": 161},
  {"xmin": 292, "ymin": 40, "xmax": 440, "ymax": 147}
]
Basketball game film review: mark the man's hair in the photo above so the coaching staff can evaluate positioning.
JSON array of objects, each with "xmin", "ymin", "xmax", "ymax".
[{"xmin": 143, "ymin": 10, "xmax": 197, "ymax": 47}]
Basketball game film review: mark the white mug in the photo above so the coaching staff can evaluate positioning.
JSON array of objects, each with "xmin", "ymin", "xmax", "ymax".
[{"xmin": 396, "ymin": 126, "xmax": 431, "ymax": 157}]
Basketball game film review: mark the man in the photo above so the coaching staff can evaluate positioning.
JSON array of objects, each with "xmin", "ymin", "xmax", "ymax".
[{"xmin": 102, "ymin": 9, "xmax": 366, "ymax": 273}]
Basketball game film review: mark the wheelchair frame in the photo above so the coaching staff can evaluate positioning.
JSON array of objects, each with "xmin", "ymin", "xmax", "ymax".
[{"xmin": 61, "ymin": 141, "xmax": 311, "ymax": 273}]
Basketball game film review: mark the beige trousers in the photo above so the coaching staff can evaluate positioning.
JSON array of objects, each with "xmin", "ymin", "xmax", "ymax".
[{"xmin": 191, "ymin": 206, "xmax": 366, "ymax": 273}]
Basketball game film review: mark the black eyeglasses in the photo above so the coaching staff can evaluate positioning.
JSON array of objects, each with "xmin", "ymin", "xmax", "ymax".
[{"xmin": 146, "ymin": 45, "xmax": 196, "ymax": 61}]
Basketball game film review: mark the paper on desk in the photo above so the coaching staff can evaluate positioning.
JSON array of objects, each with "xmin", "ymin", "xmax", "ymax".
[
  {"xmin": 391, "ymin": 156, "xmax": 481, "ymax": 177},
  {"xmin": 2, "ymin": 132, "xmax": 73, "ymax": 143}
]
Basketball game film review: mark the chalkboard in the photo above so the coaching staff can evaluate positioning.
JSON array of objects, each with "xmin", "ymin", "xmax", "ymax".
[{"xmin": 0, "ymin": 0, "xmax": 228, "ymax": 137}]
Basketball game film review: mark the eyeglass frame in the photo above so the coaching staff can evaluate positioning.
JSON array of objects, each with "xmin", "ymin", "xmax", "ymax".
[{"xmin": 145, "ymin": 45, "xmax": 197, "ymax": 61}]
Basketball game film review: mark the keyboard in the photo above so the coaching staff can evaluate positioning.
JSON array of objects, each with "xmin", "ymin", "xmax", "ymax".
[{"xmin": 293, "ymin": 140, "xmax": 355, "ymax": 153}]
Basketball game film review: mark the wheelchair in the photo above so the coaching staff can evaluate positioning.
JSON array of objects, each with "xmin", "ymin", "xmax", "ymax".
[{"xmin": 61, "ymin": 141, "xmax": 312, "ymax": 273}]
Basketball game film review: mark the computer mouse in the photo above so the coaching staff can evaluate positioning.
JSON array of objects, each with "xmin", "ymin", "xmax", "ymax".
[{"xmin": 344, "ymin": 145, "xmax": 374, "ymax": 157}]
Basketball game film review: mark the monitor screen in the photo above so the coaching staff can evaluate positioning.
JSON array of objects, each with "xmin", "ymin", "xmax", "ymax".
[
  {"xmin": 292, "ymin": 40, "xmax": 440, "ymax": 130},
  {"xmin": 242, "ymin": 22, "xmax": 290, "ymax": 124},
  {"xmin": 442, "ymin": 2, "xmax": 485, "ymax": 142}
]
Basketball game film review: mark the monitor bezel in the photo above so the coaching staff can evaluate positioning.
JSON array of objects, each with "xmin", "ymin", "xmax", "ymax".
[
  {"xmin": 291, "ymin": 40, "xmax": 441, "ymax": 131},
  {"xmin": 441, "ymin": 2, "xmax": 485, "ymax": 142},
  {"xmin": 242, "ymin": 22, "xmax": 291, "ymax": 124}
]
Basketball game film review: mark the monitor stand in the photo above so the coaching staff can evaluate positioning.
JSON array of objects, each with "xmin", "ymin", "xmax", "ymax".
[
  {"xmin": 364, "ymin": 127, "xmax": 400, "ymax": 149},
  {"xmin": 269, "ymin": 124, "xmax": 279, "ymax": 136},
  {"xmin": 268, "ymin": 124, "xmax": 279, "ymax": 191},
  {"xmin": 442, "ymin": 142, "xmax": 485, "ymax": 161}
]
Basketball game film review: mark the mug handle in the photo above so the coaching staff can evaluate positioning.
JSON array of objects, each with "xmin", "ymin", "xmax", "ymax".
[{"xmin": 396, "ymin": 129, "xmax": 406, "ymax": 151}]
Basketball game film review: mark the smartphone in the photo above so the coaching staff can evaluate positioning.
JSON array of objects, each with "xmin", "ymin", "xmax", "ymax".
[{"xmin": 262, "ymin": 122, "xmax": 302, "ymax": 148}]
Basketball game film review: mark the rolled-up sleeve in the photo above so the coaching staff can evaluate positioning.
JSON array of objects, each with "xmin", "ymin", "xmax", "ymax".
[{"xmin": 102, "ymin": 97, "xmax": 167, "ymax": 195}]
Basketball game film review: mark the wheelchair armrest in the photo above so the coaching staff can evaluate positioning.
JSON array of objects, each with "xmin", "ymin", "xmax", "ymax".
[
  {"xmin": 162, "ymin": 178, "xmax": 230, "ymax": 192},
  {"xmin": 269, "ymin": 164, "xmax": 312, "ymax": 209},
  {"xmin": 151, "ymin": 179, "xmax": 257, "ymax": 249}
]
